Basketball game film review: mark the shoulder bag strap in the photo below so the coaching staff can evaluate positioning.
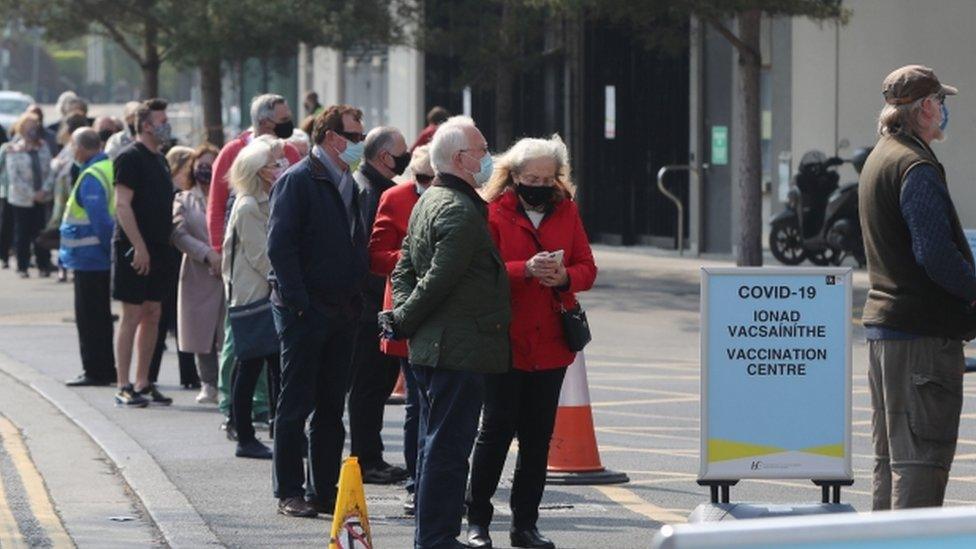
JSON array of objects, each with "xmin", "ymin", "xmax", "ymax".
[{"xmin": 228, "ymin": 228, "xmax": 237, "ymax": 304}]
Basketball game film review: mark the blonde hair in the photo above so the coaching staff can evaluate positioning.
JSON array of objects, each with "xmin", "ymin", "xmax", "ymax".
[
  {"xmin": 230, "ymin": 140, "xmax": 273, "ymax": 198},
  {"xmin": 252, "ymin": 134, "xmax": 284, "ymax": 158},
  {"xmin": 877, "ymin": 95, "xmax": 930, "ymax": 137},
  {"xmin": 165, "ymin": 146, "xmax": 194, "ymax": 180},
  {"xmin": 12, "ymin": 112, "xmax": 40, "ymax": 138},
  {"xmin": 482, "ymin": 134, "xmax": 575, "ymax": 203}
]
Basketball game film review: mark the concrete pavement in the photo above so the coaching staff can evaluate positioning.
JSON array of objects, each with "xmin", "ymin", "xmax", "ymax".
[{"xmin": 2, "ymin": 246, "xmax": 976, "ymax": 547}]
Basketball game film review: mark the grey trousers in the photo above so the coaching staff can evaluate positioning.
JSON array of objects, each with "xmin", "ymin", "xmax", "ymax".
[
  {"xmin": 869, "ymin": 337, "xmax": 964, "ymax": 510},
  {"xmin": 195, "ymin": 351, "xmax": 219, "ymax": 386}
]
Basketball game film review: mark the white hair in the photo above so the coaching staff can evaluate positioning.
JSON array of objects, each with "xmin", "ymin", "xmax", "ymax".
[
  {"xmin": 287, "ymin": 128, "xmax": 310, "ymax": 149},
  {"xmin": 429, "ymin": 115, "xmax": 476, "ymax": 175},
  {"xmin": 250, "ymin": 93, "xmax": 286, "ymax": 130},
  {"xmin": 252, "ymin": 134, "xmax": 284, "ymax": 157},
  {"xmin": 409, "ymin": 144, "xmax": 433, "ymax": 176},
  {"xmin": 230, "ymin": 141, "xmax": 273, "ymax": 197},
  {"xmin": 483, "ymin": 134, "xmax": 575, "ymax": 202},
  {"xmin": 56, "ymin": 91, "xmax": 79, "ymax": 116}
]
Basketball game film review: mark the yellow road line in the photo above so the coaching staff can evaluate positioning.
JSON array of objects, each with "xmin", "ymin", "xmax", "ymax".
[
  {"xmin": 0, "ymin": 417, "xmax": 72, "ymax": 548},
  {"xmin": 0, "ymin": 463, "xmax": 27, "ymax": 549},
  {"xmin": 593, "ymin": 485, "xmax": 688, "ymax": 524}
]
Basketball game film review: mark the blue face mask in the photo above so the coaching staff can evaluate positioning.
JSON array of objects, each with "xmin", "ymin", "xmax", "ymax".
[
  {"xmin": 338, "ymin": 139, "xmax": 365, "ymax": 167},
  {"xmin": 940, "ymin": 103, "xmax": 949, "ymax": 131},
  {"xmin": 467, "ymin": 152, "xmax": 493, "ymax": 187}
]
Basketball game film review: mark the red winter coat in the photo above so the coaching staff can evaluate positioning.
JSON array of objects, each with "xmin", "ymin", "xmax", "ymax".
[
  {"xmin": 369, "ymin": 181, "xmax": 421, "ymax": 357},
  {"xmin": 488, "ymin": 190, "xmax": 597, "ymax": 371},
  {"xmin": 206, "ymin": 131, "xmax": 301, "ymax": 251}
]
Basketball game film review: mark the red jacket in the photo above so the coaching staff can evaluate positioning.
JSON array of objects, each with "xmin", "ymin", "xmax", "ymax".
[
  {"xmin": 410, "ymin": 124, "xmax": 438, "ymax": 152},
  {"xmin": 206, "ymin": 131, "xmax": 301, "ymax": 251},
  {"xmin": 369, "ymin": 181, "xmax": 421, "ymax": 357},
  {"xmin": 488, "ymin": 190, "xmax": 597, "ymax": 371}
]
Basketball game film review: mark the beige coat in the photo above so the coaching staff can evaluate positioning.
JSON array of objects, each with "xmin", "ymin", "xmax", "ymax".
[
  {"xmin": 221, "ymin": 192, "xmax": 272, "ymax": 307},
  {"xmin": 172, "ymin": 186, "xmax": 224, "ymax": 353}
]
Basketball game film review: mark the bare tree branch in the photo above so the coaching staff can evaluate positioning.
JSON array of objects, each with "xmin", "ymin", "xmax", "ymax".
[
  {"xmin": 75, "ymin": 0, "xmax": 145, "ymax": 63},
  {"xmin": 705, "ymin": 15, "xmax": 760, "ymax": 65}
]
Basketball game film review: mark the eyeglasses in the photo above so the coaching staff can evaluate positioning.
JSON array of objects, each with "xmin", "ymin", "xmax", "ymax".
[
  {"xmin": 415, "ymin": 173, "xmax": 434, "ymax": 184},
  {"xmin": 517, "ymin": 175, "xmax": 559, "ymax": 186},
  {"xmin": 336, "ymin": 130, "xmax": 366, "ymax": 143}
]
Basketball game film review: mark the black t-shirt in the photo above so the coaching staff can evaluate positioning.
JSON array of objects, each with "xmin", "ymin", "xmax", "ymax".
[{"xmin": 113, "ymin": 141, "xmax": 174, "ymax": 247}]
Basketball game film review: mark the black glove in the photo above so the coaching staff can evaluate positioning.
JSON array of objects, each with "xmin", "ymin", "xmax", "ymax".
[{"xmin": 377, "ymin": 310, "xmax": 401, "ymax": 340}]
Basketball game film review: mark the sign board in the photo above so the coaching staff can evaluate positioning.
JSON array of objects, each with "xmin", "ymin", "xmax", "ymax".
[
  {"xmin": 699, "ymin": 267, "xmax": 852, "ymax": 481},
  {"xmin": 604, "ymin": 85, "xmax": 616, "ymax": 139},
  {"xmin": 462, "ymin": 86, "xmax": 472, "ymax": 117},
  {"xmin": 964, "ymin": 229, "xmax": 976, "ymax": 258},
  {"xmin": 711, "ymin": 126, "xmax": 728, "ymax": 166}
]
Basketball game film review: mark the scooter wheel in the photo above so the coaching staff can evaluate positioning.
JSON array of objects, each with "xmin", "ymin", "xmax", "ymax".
[{"xmin": 769, "ymin": 220, "xmax": 807, "ymax": 265}]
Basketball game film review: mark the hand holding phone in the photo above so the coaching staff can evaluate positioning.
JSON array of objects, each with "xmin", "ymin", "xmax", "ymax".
[{"xmin": 547, "ymin": 249, "xmax": 564, "ymax": 264}]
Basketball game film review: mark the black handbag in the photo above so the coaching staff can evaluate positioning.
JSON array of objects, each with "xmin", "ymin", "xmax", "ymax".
[
  {"xmin": 226, "ymin": 229, "xmax": 279, "ymax": 361},
  {"xmin": 559, "ymin": 299, "xmax": 592, "ymax": 352}
]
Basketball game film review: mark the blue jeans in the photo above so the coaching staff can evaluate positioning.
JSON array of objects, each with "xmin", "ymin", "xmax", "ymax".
[
  {"xmin": 402, "ymin": 358, "xmax": 420, "ymax": 494},
  {"xmin": 412, "ymin": 365, "xmax": 484, "ymax": 549},
  {"xmin": 272, "ymin": 304, "xmax": 356, "ymax": 503}
]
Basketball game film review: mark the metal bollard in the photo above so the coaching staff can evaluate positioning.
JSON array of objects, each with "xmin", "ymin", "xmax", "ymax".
[{"xmin": 656, "ymin": 165, "xmax": 698, "ymax": 255}]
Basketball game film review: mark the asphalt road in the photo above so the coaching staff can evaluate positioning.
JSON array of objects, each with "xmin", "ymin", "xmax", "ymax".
[{"xmin": 2, "ymin": 246, "xmax": 976, "ymax": 547}]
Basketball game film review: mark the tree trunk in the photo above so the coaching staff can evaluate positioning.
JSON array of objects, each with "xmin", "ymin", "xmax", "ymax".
[
  {"xmin": 733, "ymin": 10, "xmax": 763, "ymax": 266},
  {"xmin": 140, "ymin": 13, "xmax": 160, "ymax": 98},
  {"xmin": 200, "ymin": 56, "xmax": 225, "ymax": 147},
  {"xmin": 494, "ymin": 0, "xmax": 515, "ymax": 149}
]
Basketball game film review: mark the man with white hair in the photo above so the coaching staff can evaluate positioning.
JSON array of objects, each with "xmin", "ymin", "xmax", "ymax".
[
  {"xmin": 386, "ymin": 116, "xmax": 510, "ymax": 547},
  {"xmin": 206, "ymin": 93, "xmax": 301, "ymax": 431},
  {"xmin": 349, "ymin": 126, "xmax": 411, "ymax": 485},
  {"xmin": 105, "ymin": 101, "xmax": 141, "ymax": 159}
]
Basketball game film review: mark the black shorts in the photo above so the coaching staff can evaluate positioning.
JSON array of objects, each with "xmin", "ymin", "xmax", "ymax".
[{"xmin": 111, "ymin": 241, "xmax": 178, "ymax": 304}]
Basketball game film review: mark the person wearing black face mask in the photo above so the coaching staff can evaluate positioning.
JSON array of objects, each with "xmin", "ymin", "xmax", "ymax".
[
  {"xmin": 466, "ymin": 135, "xmax": 597, "ymax": 549},
  {"xmin": 349, "ymin": 126, "xmax": 412, "ymax": 485}
]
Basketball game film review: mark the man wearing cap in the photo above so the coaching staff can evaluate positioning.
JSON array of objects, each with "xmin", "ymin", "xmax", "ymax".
[{"xmin": 860, "ymin": 65, "xmax": 976, "ymax": 509}]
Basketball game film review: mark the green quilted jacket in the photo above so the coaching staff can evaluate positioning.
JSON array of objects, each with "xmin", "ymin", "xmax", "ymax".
[{"xmin": 392, "ymin": 175, "xmax": 511, "ymax": 374}]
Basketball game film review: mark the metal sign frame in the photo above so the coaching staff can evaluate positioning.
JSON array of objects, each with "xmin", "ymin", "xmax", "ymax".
[{"xmin": 699, "ymin": 267, "xmax": 853, "ymax": 482}]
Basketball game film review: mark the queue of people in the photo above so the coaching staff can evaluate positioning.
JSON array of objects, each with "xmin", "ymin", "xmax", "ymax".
[{"xmin": 2, "ymin": 93, "xmax": 596, "ymax": 548}]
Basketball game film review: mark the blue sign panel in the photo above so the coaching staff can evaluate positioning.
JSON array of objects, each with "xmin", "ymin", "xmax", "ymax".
[{"xmin": 699, "ymin": 267, "xmax": 853, "ymax": 480}]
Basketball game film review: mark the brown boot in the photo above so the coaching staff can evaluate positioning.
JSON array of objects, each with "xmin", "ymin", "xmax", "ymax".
[{"xmin": 277, "ymin": 497, "xmax": 318, "ymax": 518}]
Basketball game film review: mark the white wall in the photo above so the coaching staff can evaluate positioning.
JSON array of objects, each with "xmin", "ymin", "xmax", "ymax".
[{"xmin": 792, "ymin": 0, "xmax": 976, "ymax": 224}]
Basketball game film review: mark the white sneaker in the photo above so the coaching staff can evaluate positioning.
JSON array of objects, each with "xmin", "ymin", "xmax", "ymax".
[{"xmin": 196, "ymin": 383, "xmax": 218, "ymax": 404}]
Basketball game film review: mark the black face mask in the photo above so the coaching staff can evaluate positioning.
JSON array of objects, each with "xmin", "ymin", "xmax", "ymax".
[
  {"xmin": 194, "ymin": 166, "xmax": 213, "ymax": 185},
  {"xmin": 98, "ymin": 129, "xmax": 115, "ymax": 143},
  {"xmin": 392, "ymin": 152, "xmax": 411, "ymax": 176},
  {"xmin": 516, "ymin": 183, "xmax": 555, "ymax": 207},
  {"xmin": 273, "ymin": 120, "xmax": 294, "ymax": 139}
]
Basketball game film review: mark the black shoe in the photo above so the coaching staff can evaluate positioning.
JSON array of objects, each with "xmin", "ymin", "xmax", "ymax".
[
  {"xmin": 138, "ymin": 384, "xmax": 173, "ymax": 405},
  {"xmin": 220, "ymin": 417, "xmax": 238, "ymax": 441},
  {"xmin": 17, "ymin": 270, "xmax": 28, "ymax": 279},
  {"xmin": 114, "ymin": 384, "xmax": 150, "ymax": 408},
  {"xmin": 362, "ymin": 461, "xmax": 409, "ymax": 484},
  {"xmin": 404, "ymin": 492, "xmax": 415, "ymax": 516},
  {"xmin": 467, "ymin": 524, "xmax": 493, "ymax": 548},
  {"xmin": 306, "ymin": 497, "xmax": 336, "ymax": 516},
  {"xmin": 277, "ymin": 497, "xmax": 318, "ymax": 518},
  {"xmin": 510, "ymin": 527, "xmax": 554, "ymax": 549},
  {"xmin": 66, "ymin": 374, "xmax": 114, "ymax": 387},
  {"xmin": 57, "ymin": 268, "xmax": 68, "ymax": 283},
  {"xmin": 235, "ymin": 439, "xmax": 272, "ymax": 459}
]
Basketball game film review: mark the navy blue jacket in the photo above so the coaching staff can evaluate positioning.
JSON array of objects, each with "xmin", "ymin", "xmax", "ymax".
[{"xmin": 267, "ymin": 153, "xmax": 368, "ymax": 314}]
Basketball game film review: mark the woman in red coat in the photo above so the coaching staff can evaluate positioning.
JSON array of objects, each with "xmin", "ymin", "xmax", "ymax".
[
  {"xmin": 465, "ymin": 135, "xmax": 596, "ymax": 549},
  {"xmin": 367, "ymin": 144, "xmax": 435, "ymax": 516}
]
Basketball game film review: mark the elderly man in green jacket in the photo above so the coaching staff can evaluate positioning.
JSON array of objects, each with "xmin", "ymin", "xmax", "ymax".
[{"xmin": 389, "ymin": 115, "xmax": 510, "ymax": 549}]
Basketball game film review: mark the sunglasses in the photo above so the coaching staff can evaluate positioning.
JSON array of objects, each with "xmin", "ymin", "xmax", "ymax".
[
  {"xmin": 336, "ymin": 130, "xmax": 366, "ymax": 143},
  {"xmin": 415, "ymin": 173, "xmax": 434, "ymax": 185}
]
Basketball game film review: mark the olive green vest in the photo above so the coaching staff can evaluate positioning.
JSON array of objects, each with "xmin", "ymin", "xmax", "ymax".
[{"xmin": 859, "ymin": 133, "xmax": 976, "ymax": 340}]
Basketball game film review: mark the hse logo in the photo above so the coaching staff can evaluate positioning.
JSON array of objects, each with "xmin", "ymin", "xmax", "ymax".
[
  {"xmin": 751, "ymin": 460, "xmax": 763, "ymax": 470},
  {"xmin": 826, "ymin": 275, "xmax": 836, "ymax": 285}
]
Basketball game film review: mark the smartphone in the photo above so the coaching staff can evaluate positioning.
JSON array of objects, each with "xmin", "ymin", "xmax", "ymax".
[{"xmin": 548, "ymin": 249, "xmax": 564, "ymax": 263}]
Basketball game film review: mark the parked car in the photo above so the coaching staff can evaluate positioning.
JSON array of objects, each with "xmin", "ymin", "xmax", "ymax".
[{"xmin": 0, "ymin": 91, "xmax": 36, "ymax": 134}]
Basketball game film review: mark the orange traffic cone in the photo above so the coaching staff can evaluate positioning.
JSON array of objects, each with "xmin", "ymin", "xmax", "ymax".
[
  {"xmin": 546, "ymin": 352, "xmax": 629, "ymax": 485},
  {"xmin": 386, "ymin": 371, "xmax": 407, "ymax": 405}
]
